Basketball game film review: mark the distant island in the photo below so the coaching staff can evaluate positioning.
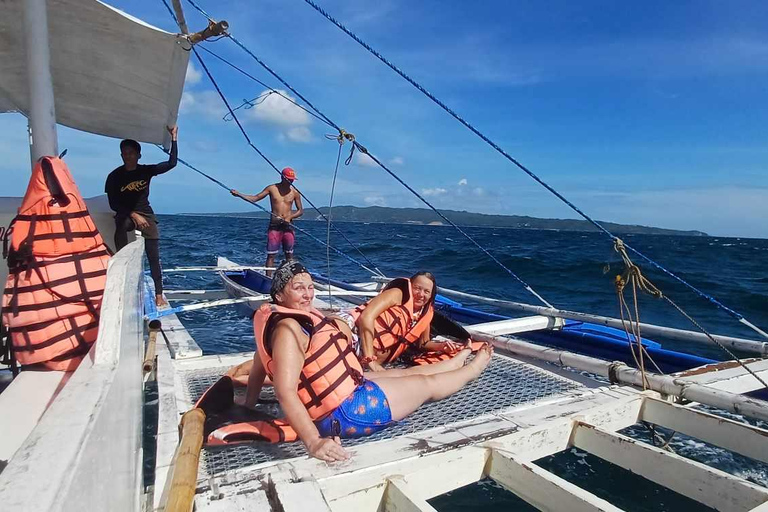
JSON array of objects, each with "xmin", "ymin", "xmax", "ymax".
[{"xmin": 180, "ymin": 205, "xmax": 708, "ymax": 236}]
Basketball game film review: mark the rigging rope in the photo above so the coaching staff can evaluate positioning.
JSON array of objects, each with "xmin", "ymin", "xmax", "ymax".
[
  {"xmin": 161, "ymin": 0, "xmax": 385, "ymax": 277},
  {"xmin": 162, "ymin": 150, "xmax": 383, "ymax": 276},
  {"xmin": 614, "ymin": 239, "xmax": 768, "ymax": 390},
  {"xmin": 181, "ymin": 0, "xmax": 553, "ymax": 307},
  {"xmin": 325, "ymin": 135, "xmax": 345, "ymax": 304},
  {"xmin": 299, "ymin": 0, "xmax": 768, "ymax": 341}
]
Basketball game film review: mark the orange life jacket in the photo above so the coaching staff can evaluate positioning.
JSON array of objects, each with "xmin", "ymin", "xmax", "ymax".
[
  {"xmin": 2, "ymin": 156, "xmax": 111, "ymax": 371},
  {"xmin": 255, "ymin": 303, "xmax": 364, "ymax": 421},
  {"xmin": 352, "ymin": 278, "xmax": 434, "ymax": 363}
]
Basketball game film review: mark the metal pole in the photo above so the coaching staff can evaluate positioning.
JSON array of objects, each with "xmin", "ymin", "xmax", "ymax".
[{"xmin": 23, "ymin": 0, "xmax": 58, "ymax": 166}]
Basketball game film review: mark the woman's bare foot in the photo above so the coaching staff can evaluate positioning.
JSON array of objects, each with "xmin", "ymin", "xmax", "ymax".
[
  {"xmin": 467, "ymin": 344, "xmax": 493, "ymax": 378},
  {"xmin": 450, "ymin": 347, "xmax": 472, "ymax": 367}
]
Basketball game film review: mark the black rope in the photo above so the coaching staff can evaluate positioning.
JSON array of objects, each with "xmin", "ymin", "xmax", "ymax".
[
  {"xmin": 164, "ymin": 151, "xmax": 382, "ymax": 276},
  {"xmin": 299, "ymin": 0, "xmax": 768, "ymax": 340},
  {"xmin": 181, "ymin": 2, "xmax": 552, "ymax": 306},
  {"xmin": 189, "ymin": 46, "xmax": 384, "ymax": 277},
  {"xmin": 158, "ymin": 0, "xmax": 385, "ymax": 277}
]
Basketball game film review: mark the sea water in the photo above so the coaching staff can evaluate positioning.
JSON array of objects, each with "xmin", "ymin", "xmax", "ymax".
[{"xmin": 158, "ymin": 214, "xmax": 768, "ymax": 511}]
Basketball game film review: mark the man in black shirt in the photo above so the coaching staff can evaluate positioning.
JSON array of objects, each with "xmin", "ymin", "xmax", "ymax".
[{"xmin": 105, "ymin": 125, "xmax": 178, "ymax": 307}]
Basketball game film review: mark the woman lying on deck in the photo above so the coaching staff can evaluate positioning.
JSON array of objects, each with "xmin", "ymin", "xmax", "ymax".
[
  {"xmin": 240, "ymin": 261, "xmax": 492, "ymax": 462},
  {"xmin": 342, "ymin": 271, "xmax": 463, "ymax": 371}
]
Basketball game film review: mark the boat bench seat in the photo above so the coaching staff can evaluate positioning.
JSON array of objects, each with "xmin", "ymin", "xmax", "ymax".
[{"xmin": 0, "ymin": 370, "xmax": 69, "ymax": 463}]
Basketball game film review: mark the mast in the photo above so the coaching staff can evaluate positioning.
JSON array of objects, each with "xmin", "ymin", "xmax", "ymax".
[{"xmin": 23, "ymin": 0, "xmax": 59, "ymax": 167}]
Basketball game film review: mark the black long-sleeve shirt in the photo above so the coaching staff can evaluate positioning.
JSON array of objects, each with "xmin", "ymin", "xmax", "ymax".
[{"xmin": 105, "ymin": 141, "xmax": 177, "ymax": 217}]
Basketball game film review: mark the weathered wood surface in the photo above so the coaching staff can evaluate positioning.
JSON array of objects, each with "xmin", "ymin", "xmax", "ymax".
[
  {"xmin": 0, "ymin": 370, "xmax": 69, "ymax": 462},
  {"xmin": 641, "ymin": 397, "xmax": 768, "ymax": 465},
  {"xmin": 159, "ymin": 312, "xmax": 203, "ymax": 360},
  {"xmin": 154, "ymin": 324, "xmax": 184, "ymax": 511},
  {"xmin": 382, "ymin": 478, "xmax": 439, "ymax": 512},
  {"xmin": 489, "ymin": 451, "xmax": 623, "ymax": 512},
  {"xmin": 572, "ymin": 422, "xmax": 768, "ymax": 511},
  {"xmin": 675, "ymin": 358, "xmax": 768, "ymax": 395},
  {"xmin": 0, "ymin": 238, "xmax": 145, "ymax": 511},
  {"xmin": 194, "ymin": 388, "xmax": 645, "ymax": 511}
]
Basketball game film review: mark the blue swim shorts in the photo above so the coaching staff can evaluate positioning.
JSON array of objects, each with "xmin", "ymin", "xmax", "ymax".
[{"xmin": 315, "ymin": 380, "xmax": 393, "ymax": 438}]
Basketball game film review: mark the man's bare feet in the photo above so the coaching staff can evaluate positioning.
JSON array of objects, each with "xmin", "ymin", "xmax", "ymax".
[{"xmin": 155, "ymin": 294, "xmax": 168, "ymax": 308}]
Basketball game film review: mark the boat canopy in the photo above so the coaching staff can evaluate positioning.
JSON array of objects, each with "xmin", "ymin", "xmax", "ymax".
[{"xmin": 0, "ymin": 0, "xmax": 188, "ymax": 148}]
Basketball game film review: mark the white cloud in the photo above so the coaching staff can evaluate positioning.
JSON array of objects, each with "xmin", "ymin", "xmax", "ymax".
[
  {"xmin": 390, "ymin": 156, "xmax": 404, "ymax": 166},
  {"xmin": 364, "ymin": 195, "xmax": 386, "ymax": 206},
  {"xmin": 179, "ymin": 91, "xmax": 226, "ymax": 119},
  {"xmin": 285, "ymin": 126, "xmax": 313, "ymax": 143},
  {"xmin": 243, "ymin": 89, "xmax": 315, "ymax": 143},
  {"xmin": 458, "ymin": 178, "xmax": 468, "ymax": 186},
  {"xmin": 185, "ymin": 62, "xmax": 201, "ymax": 85},
  {"xmin": 354, "ymin": 152, "xmax": 379, "ymax": 167},
  {"xmin": 473, "ymin": 187, "xmax": 484, "ymax": 196},
  {"xmin": 248, "ymin": 89, "xmax": 311, "ymax": 127},
  {"xmin": 422, "ymin": 187, "xmax": 447, "ymax": 197}
]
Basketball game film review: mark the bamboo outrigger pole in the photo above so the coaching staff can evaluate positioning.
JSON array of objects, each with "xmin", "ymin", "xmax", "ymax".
[
  {"xmin": 372, "ymin": 277, "xmax": 768, "ymax": 356},
  {"xmin": 165, "ymin": 408, "xmax": 206, "ymax": 512},
  {"xmin": 469, "ymin": 328, "xmax": 768, "ymax": 423}
]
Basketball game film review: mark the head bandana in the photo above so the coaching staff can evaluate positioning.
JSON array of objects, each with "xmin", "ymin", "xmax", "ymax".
[{"xmin": 270, "ymin": 261, "xmax": 309, "ymax": 301}]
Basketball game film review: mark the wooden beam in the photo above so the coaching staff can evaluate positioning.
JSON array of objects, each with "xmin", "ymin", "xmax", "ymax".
[
  {"xmin": 488, "ymin": 450, "xmax": 624, "ymax": 512},
  {"xmin": 382, "ymin": 478, "xmax": 439, "ymax": 512},
  {"xmin": 572, "ymin": 423, "xmax": 768, "ymax": 511},
  {"xmin": 641, "ymin": 397, "xmax": 768, "ymax": 465}
]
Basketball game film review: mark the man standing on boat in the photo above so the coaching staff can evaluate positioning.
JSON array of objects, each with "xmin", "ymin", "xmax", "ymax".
[
  {"xmin": 230, "ymin": 167, "xmax": 303, "ymax": 277},
  {"xmin": 105, "ymin": 125, "xmax": 178, "ymax": 307}
]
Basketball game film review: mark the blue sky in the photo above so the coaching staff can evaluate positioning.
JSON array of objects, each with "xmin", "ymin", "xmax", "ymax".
[{"xmin": 2, "ymin": 0, "xmax": 767, "ymax": 237}]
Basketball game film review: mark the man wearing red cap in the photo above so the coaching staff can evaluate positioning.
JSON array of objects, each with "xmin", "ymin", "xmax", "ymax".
[{"xmin": 231, "ymin": 167, "xmax": 303, "ymax": 276}]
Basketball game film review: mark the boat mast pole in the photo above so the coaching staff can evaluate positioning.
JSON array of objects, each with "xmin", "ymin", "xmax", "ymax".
[{"xmin": 23, "ymin": 0, "xmax": 58, "ymax": 167}]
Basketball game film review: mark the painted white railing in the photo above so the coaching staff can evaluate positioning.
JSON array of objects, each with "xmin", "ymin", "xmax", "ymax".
[{"xmin": 0, "ymin": 238, "xmax": 145, "ymax": 511}]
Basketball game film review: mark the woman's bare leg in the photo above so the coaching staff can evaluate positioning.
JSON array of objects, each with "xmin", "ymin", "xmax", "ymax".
[
  {"xmin": 366, "ymin": 348, "xmax": 471, "ymax": 378},
  {"xmin": 367, "ymin": 345, "xmax": 493, "ymax": 421}
]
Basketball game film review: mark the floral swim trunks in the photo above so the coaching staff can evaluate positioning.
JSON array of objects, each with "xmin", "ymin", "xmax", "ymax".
[{"xmin": 315, "ymin": 379, "xmax": 393, "ymax": 438}]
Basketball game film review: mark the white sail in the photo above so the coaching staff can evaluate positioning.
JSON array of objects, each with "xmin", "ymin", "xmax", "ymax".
[{"xmin": 0, "ymin": 0, "xmax": 188, "ymax": 147}]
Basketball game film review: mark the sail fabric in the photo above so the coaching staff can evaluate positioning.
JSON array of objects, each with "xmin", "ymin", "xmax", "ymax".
[{"xmin": 0, "ymin": 0, "xmax": 188, "ymax": 147}]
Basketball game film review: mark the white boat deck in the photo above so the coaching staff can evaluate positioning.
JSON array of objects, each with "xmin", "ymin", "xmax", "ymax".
[{"xmin": 154, "ymin": 313, "xmax": 768, "ymax": 512}]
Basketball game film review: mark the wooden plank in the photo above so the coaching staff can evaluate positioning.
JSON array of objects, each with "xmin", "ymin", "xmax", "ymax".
[
  {"xmin": 0, "ymin": 370, "xmax": 69, "ymax": 462},
  {"xmin": 641, "ymin": 397, "xmax": 768, "ymax": 465},
  {"xmin": 154, "ymin": 328, "xmax": 182, "ymax": 511},
  {"xmin": 572, "ymin": 423, "xmax": 768, "ymax": 511},
  {"xmin": 382, "ymin": 478, "xmax": 438, "ymax": 512},
  {"xmin": 159, "ymin": 312, "xmax": 203, "ymax": 359},
  {"xmin": 488, "ymin": 450, "xmax": 624, "ymax": 512},
  {"xmin": 677, "ymin": 359, "xmax": 768, "ymax": 395},
  {"xmin": 276, "ymin": 480, "xmax": 333, "ymax": 511}
]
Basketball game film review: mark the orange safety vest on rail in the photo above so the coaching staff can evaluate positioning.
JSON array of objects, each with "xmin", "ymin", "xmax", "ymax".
[
  {"xmin": 351, "ymin": 277, "xmax": 434, "ymax": 363},
  {"xmin": 205, "ymin": 303, "xmax": 364, "ymax": 445},
  {"xmin": 2, "ymin": 156, "xmax": 111, "ymax": 371}
]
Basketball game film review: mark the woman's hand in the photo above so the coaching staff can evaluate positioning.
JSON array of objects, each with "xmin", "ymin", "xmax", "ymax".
[
  {"xmin": 439, "ymin": 340, "xmax": 462, "ymax": 354},
  {"xmin": 233, "ymin": 394, "xmax": 256, "ymax": 409},
  {"xmin": 306, "ymin": 436, "xmax": 350, "ymax": 462}
]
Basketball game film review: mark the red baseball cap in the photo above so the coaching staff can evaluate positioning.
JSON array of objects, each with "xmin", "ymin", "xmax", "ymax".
[{"xmin": 281, "ymin": 167, "xmax": 297, "ymax": 181}]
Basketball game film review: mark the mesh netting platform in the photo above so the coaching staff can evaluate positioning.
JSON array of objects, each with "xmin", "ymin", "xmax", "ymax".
[{"xmin": 179, "ymin": 354, "xmax": 583, "ymax": 477}]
